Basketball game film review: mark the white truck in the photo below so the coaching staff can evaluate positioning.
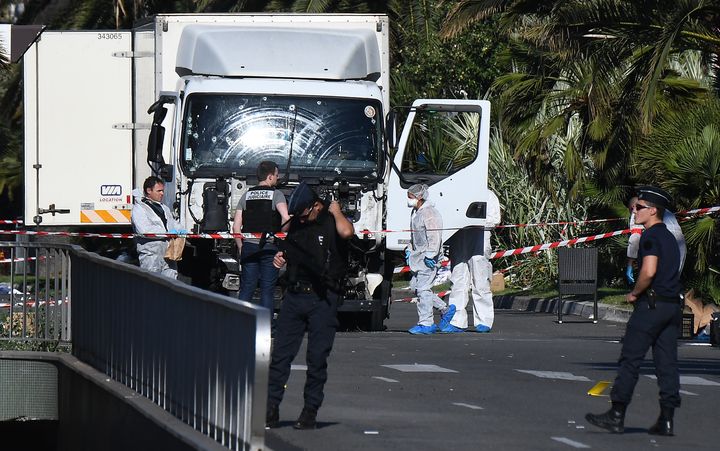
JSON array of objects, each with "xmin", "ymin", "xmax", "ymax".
[{"xmin": 18, "ymin": 14, "xmax": 492, "ymax": 329}]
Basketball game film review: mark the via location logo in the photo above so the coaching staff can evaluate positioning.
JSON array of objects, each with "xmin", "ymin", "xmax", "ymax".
[{"xmin": 100, "ymin": 185, "xmax": 122, "ymax": 196}]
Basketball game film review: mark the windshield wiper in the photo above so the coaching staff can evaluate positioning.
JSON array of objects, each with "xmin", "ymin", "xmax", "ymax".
[{"xmin": 281, "ymin": 105, "xmax": 299, "ymax": 186}]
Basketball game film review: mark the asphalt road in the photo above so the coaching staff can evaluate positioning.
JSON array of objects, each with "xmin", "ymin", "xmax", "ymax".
[{"xmin": 265, "ymin": 300, "xmax": 720, "ymax": 451}]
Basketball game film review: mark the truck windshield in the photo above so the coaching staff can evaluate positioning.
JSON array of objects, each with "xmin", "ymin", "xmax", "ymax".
[{"xmin": 181, "ymin": 94, "xmax": 382, "ymax": 180}]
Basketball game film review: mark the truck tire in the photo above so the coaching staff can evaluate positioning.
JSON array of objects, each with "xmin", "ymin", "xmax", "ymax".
[{"xmin": 368, "ymin": 279, "xmax": 391, "ymax": 331}]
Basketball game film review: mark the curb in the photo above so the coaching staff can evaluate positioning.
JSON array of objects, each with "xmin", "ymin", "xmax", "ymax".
[{"xmin": 493, "ymin": 295, "xmax": 632, "ymax": 323}]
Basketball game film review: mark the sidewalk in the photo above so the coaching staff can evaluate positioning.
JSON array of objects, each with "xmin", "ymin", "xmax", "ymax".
[
  {"xmin": 391, "ymin": 288, "xmax": 632, "ymax": 323},
  {"xmin": 493, "ymin": 294, "xmax": 632, "ymax": 323}
]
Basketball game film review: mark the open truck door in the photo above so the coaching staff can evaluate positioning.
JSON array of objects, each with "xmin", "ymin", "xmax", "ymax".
[
  {"xmin": 23, "ymin": 31, "xmax": 133, "ymax": 226},
  {"xmin": 386, "ymin": 99, "xmax": 491, "ymax": 251}
]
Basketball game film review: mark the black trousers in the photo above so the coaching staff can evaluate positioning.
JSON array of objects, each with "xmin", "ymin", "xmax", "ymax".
[
  {"xmin": 611, "ymin": 299, "xmax": 682, "ymax": 409},
  {"xmin": 267, "ymin": 289, "xmax": 339, "ymax": 410}
]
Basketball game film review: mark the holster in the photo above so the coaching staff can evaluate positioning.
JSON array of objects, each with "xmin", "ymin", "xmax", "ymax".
[{"xmin": 647, "ymin": 288, "xmax": 657, "ymax": 309}]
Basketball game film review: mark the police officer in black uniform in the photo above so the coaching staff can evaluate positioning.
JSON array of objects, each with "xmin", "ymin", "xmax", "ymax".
[
  {"xmin": 232, "ymin": 161, "xmax": 290, "ymax": 309},
  {"xmin": 586, "ymin": 186, "xmax": 682, "ymax": 436},
  {"xmin": 266, "ymin": 182, "xmax": 355, "ymax": 430}
]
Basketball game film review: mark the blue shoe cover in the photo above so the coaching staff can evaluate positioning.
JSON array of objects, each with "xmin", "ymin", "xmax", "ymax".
[
  {"xmin": 408, "ymin": 324, "xmax": 438, "ymax": 335},
  {"xmin": 439, "ymin": 304, "xmax": 457, "ymax": 330},
  {"xmin": 440, "ymin": 324, "xmax": 465, "ymax": 333},
  {"xmin": 475, "ymin": 324, "xmax": 491, "ymax": 333}
]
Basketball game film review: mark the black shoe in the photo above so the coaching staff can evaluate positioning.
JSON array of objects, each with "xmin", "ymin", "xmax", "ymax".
[
  {"xmin": 585, "ymin": 405, "xmax": 625, "ymax": 433},
  {"xmin": 648, "ymin": 406, "xmax": 674, "ymax": 436},
  {"xmin": 293, "ymin": 407, "xmax": 317, "ymax": 430},
  {"xmin": 266, "ymin": 404, "xmax": 279, "ymax": 429}
]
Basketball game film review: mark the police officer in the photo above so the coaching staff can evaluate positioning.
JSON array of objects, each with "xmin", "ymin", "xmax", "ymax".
[
  {"xmin": 265, "ymin": 182, "xmax": 354, "ymax": 430},
  {"xmin": 232, "ymin": 161, "xmax": 290, "ymax": 309},
  {"xmin": 586, "ymin": 186, "xmax": 682, "ymax": 436}
]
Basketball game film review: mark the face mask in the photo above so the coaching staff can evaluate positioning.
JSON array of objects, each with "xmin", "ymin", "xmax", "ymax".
[{"xmin": 407, "ymin": 198, "xmax": 418, "ymax": 208}]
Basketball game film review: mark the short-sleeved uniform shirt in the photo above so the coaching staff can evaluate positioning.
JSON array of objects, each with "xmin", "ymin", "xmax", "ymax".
[{"xmin": 637, "ymin": 223, "xmax": 681, "ymax": 298}]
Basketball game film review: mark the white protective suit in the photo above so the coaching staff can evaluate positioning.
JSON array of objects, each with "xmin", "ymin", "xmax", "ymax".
[
  {"xmin": 627, "ymin": 211, "xmax": 642, "ymax": 260},
  {"xmin": 131, "ymin": 191, "xmax": 180, "ymax": 279},
  {"xmin": 409, "ymin": 201, "xmax": 445, "ymax": 326},
  {"xmin": 663, "ymin": 210, "xmax": 686, "ymax": 273},
  {"xmin": 628, "ymin": 210, "xmax": 686, "ymax": 274},
  {"xmin": 448, "ymin": 190, "xmax": 501, "ymax": 329}
]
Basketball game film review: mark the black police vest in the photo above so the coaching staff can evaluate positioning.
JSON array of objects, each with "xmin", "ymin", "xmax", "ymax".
[
  {"xmin": 242, "ymin": 186, "xmax": 282, "ymax": 233},
  {"xmin": 283, "ymin": 209, "xmax": 348, "ymax": 289}
]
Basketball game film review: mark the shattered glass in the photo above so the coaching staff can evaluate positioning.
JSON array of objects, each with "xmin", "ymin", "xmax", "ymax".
[{"xmin": 181, "ymin": 94, "xmax": 382, "ymax": 180}]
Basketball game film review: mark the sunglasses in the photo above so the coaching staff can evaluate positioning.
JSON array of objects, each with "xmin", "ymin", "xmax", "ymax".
[{"xmin": 634, "ymin": 204, "xmax": 653, "ymax": 211}]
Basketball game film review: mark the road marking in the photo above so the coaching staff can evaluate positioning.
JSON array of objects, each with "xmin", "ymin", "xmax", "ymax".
[
  {"xmin": 646, "ymin": 375, "xmax": 720, "ymax": 386},
  {"xmin": 587, "ymin": 381, "xmax": 611, "ymax": 396},
  {"xmin": 680, "ymin": 390, "xmax": 699, "ymax": 396},
  {"xmin": 516, "ymin": 370, "xmax": 591, "ymax": 381},
  {"xmin": 452, "ymin": 402, "xmax": 483, "ymax": 410},
  {"xmin": 291, "ymin": 364, "xmax": 307, "ymax": 371},
  {"xmin": 364, "ymin": 431, "xmax": 379, "ymax": 435},
  {"xmin": 372, "ymin": 376, "xmax": 399, "ymax": 383},
  {"xmin": 382, "ymin": 364, "xmax": 458, "ymax": 373},
  {"xmin": 551, "ymin": 437, "xmax": 590, "ymax": 448}
]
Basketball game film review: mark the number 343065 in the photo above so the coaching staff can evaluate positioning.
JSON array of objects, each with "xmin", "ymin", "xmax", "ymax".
[{"xmin": 97, "ymin": 33, "xmax": 123, "ymax": 40}]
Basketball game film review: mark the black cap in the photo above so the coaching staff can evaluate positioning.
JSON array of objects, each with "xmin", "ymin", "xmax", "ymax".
[
  {"xmin": 637, "ymin": 186, "xmax": 672, "ymax": 209},
  {"xmin": 288, "ymin": 182, "xmax": 319, "ymax": 216}
]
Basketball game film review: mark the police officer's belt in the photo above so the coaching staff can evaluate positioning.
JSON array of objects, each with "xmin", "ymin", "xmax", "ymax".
[
  {"xmin": 654, "ymin": 295, "xmax": 682, "ymax": 304},
  {"xmin": 287, "ymin": 280, "xmax": 315, "ymax": 294},
  {"xmin": 642, "ymin": 294, "xmax": 682, "ymax": 304}
]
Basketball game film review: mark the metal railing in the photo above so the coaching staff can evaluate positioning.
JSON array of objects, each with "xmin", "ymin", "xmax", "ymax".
[
  {"xmin": 0, "ymin": 242, "xmax": 71, "ymax": 342},
  {"xmin": 0, "ymin": 241, "xmax": 270, "ymax": 451}
]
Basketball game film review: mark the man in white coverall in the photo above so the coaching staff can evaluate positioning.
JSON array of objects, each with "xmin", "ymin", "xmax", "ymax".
[
  {"xmin": 442, "ymin": 190, "xmax": 501, "ymax": 333},
  {"xmin": 131, "ymin": 176, "xmax": 181, "ymax": 279},
  {"xmin": 405, "ymin": 184, "xmax": 455, "ymax": 335}
]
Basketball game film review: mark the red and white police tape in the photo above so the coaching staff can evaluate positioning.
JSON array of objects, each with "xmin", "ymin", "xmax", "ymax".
[
  {"xmin": 394, "ymin": 290, "xmax": 449, "ymax": 304},
  {"xmin": 392, "ymin": 227, "xmax": 641, "ymax": 274},
  {"xmin": 0, "ymin": 256, "xmax": 41, "ymax": 264},
  {"xmin": 1, "ymin": 204, "xmax": 718, "ymax": 240}
]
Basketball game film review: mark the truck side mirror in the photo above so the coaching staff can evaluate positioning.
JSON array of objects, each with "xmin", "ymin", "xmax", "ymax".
[
  {"xmin": 385, "ymin": 111, "xmax": 398, "ymax": 150},
  {"xmin": 147, "ymin": 106, "xmax": 168, "ymax": 164}
]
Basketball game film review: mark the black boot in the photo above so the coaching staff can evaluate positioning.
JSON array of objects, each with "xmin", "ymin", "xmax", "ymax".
[
  {"xmin": 293, "ymin": 406, "xmax": 317, "ymax": 430},
  {"xmin": 585, "ymin": 402, "xmax": 626, "ymax": 433},
  {"xmin": 266, "ymin": 404, "xmax": 279, "ymax": 429},
  {"xmin": 648, "ymin": 406, "xmax": 674, "ymax": 436}
]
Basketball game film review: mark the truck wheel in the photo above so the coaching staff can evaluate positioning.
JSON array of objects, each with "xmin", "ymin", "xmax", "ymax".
[
  {"xmin": 368, "ymin": 279, "xmax": 391, "ymax": 331},
  {"xmin": 368, "ymin": 306, "xmax": 387, "ymax": 331}
]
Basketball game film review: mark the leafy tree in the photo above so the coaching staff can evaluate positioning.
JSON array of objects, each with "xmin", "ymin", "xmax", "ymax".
[
  {"xmin": 632, "ymin": 98, "xmax": 720, "ymax": 303},
  {"xmin": 389, "ymin": 0, "xmax": 506, "ymax": 106},
  {"xmin": 441, "ymin": 0, "xmax": 720, "ymax": 206}
]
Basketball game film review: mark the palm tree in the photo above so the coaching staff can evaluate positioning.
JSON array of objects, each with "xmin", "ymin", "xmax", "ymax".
[
  {"xmin": 632, "ymin": 98, "xmax": 720, "ymax": 302},
  {"xmin": 441, "ymin": 0, "xmax": 719, "ymax": 204}
]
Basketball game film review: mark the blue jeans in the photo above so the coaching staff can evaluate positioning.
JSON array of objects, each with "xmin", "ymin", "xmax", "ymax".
[{"xmin": 239, "ymin": 241, "xmax": 278, "ymax": 310}]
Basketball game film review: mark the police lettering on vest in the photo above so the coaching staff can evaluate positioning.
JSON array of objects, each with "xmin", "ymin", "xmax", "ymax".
[{"xmin": 242, "ymin": 186, "xmax": 282, "ymax": 233}]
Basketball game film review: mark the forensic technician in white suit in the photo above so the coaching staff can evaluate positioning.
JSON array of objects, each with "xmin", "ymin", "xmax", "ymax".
[
  {"xmin": 131, "ymin": 176, "xmax": 181, "ymax": 279},
  {"xmin": 442, "ymin": 189, "xmax": 501, "ymax": 333}
]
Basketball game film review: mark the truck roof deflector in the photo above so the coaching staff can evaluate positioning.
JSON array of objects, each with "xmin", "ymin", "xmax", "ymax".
[{"xmin": 175, "ymin": 26, "xmax": 381, "ymax": 81}]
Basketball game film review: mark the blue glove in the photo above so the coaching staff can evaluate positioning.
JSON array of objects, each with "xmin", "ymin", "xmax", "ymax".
[
  {"xmin": 625, "ymin": 265, "xmax": 635, "ymax": 285},
  {"xmin": 423, "ymin": 256, "xmax": 437, "ymax": 269},
  {"xmin": 404, "ymin": 249, "xmax": 411, "ymax": 265},
  {"xmin": 169, "ymin": 229, "xmax": 188, "ymax": 235}
]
